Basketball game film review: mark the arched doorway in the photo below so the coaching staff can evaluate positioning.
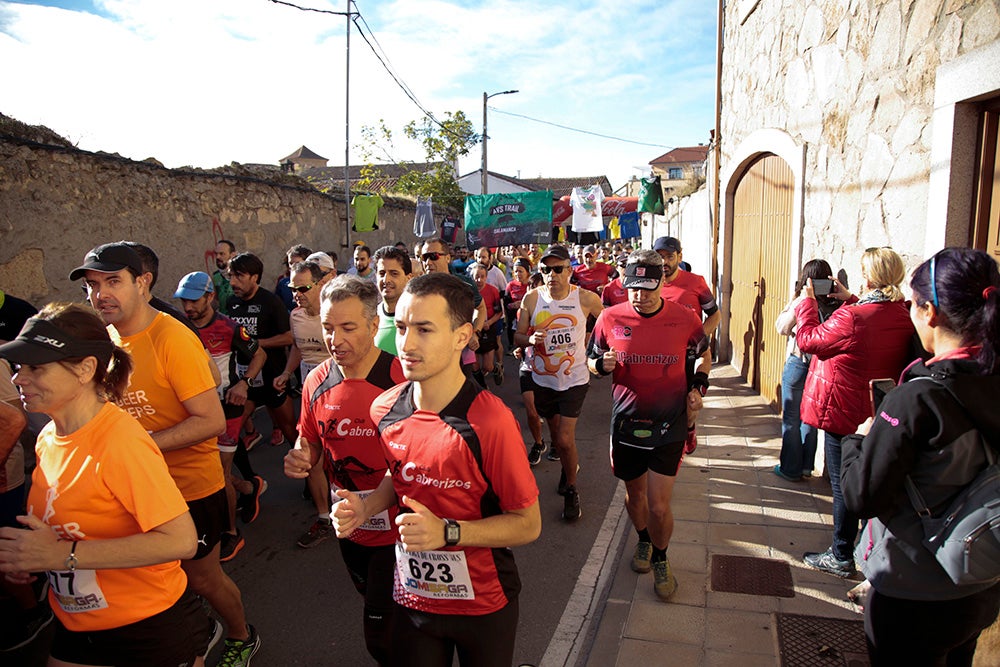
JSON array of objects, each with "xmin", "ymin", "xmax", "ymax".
[{"xmin": 729, "ymin": 153, "xmax": 794, "ymax": 408}]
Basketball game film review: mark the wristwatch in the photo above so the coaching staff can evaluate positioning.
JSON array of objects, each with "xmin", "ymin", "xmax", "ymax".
[
  {"xmin": 444, "ymin": 519, "xmax": 461, "ymax": 547},
  {"xmin": 65, "ymin": 541, "xmax": 79, "ymax": 571}
]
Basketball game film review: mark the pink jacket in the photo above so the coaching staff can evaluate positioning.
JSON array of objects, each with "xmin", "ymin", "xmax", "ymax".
[{"xmin": 795, "ymin": 296, "xmax": 914, "ymax": 435}]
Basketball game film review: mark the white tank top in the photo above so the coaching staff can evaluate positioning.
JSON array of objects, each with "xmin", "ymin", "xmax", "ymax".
[{"xmin": 529, "ymin": 285, "xmax": 590, "ymax": 390}]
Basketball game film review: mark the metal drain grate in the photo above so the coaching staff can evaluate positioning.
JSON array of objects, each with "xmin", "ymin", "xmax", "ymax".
[
  {"xmin": 710, "ymin": 554, "xmax": 795, "ymax": 597},
  {"xmin": 775, "ymin": 613, "xmax": 869, "ymax": 666}
]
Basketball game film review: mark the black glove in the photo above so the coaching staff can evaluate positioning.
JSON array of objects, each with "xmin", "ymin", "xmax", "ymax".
[{"xmin": 690, "ymin": 371, "xmax": 709, "ymax": 397}]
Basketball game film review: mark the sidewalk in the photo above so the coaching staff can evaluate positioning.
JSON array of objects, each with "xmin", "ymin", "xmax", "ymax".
[{"xmin": 574, "ymin": 365, "xmax": 867, "ymax": 667}]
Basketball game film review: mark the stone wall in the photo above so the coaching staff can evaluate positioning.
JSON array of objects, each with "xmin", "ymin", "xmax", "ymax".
[
  {"xmin": 720, "ymin": 0, "xmax": 1000, "ymax": 274},
  {"xmin": 0, "ymin": 136, "xmax": 432, "ymax": 306}
]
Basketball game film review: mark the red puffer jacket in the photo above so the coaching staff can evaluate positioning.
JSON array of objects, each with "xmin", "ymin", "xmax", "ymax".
[{"xmin": 794, "ymin": 296, "xmax": 915, "ymax": 435}]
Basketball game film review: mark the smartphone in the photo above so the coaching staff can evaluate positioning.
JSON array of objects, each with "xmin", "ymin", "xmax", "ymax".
[
  {"xmin": 870, "ymin": 378, "xmax": 896, "ymax": 415},
  {"xmin": 812, "ymin": 278, "xmax": 834, "ymax": 296}
]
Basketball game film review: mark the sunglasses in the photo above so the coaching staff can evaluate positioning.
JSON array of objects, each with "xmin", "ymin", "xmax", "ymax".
[
  {"xmin": 540, "ymin": 265, "xmax": 570, "ymax": 275},
  {"xmin": 289, "ymin": 283, "xmax": 316, "ymax": 294},
  {"xmin": 421, "ymin": 252, "xmax": 447, "ymax": 261}
]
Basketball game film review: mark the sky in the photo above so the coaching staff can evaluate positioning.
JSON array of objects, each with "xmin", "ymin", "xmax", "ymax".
[{"xmin": 0, "ymin": 0, "xmax": 718, "ymax": 191}]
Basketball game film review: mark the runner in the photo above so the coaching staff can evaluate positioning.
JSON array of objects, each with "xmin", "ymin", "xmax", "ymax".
[
  {"xmin": 514, "ymin": 245, "xmax": 603, "ymax": 521},
  {"xmin": 274, "ymin": 260, "xmax": 338, "ymax": 549},
  {"xmin": 333, "ymin": 272, "xmax": 540, "ymax": 667},
  {"xmin": 372, "ymin": 245, "xmax": 413, "ymax": 356},
  {"xmin": 70, "ymin": 243, "xmax": 260, "ymax": 665},
  {"xmin": 226, "ymin": 252, "xmax": 299, "ymax": 451},
  {"xmin": 587, "ymin": 249, "xmax": 711, "ymax": 600},
  {"xmin": 653, "ymin": 236, "xmax": 720, "ymax": 335},
  {"xmin": 173, "ymin": 271, "xmax": 268, "ymax": 562},
  {"xmin": 284, "ymin": 275, "xmax": 405, "ymax": 664},
  {"xmin": 0, "ymin": 303, "xmax": 211, "ymax": 667}
]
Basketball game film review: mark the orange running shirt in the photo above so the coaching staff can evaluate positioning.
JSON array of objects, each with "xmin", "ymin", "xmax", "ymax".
[
  {"xmin": 27, "ymin": 402, "xmax": 190, "ymax": 631},
  {"xmin": 111, "ymin": 312, "xmax": 224, "ymax": 501}
]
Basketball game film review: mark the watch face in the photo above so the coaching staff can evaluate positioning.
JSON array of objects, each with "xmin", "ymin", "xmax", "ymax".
[{"xmin": 445, "ymin": 521, "xmax": 460, "ymax": 545}]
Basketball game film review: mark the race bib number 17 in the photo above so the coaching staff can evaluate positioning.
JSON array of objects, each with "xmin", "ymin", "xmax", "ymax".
[{"xmin": 47, "ymin": 569, "xmax": 109, "ymax": 614}]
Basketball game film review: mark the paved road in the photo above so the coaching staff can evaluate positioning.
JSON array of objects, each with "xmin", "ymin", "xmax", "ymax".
[{"xmin": 6, "ymin": 353, "xmax": 619, "ymax": 666}]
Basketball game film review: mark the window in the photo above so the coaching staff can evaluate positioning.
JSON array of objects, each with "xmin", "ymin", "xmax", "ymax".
[{"xmin": 668, "ymin": 167, "xmax": 683, "ymax": 180}]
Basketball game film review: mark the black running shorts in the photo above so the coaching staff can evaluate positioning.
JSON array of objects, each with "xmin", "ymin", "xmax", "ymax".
[
  {"xmin": 50, "ymin": 588, "xmax": 209, "ymax": 667},
  {"xmin": 187, "ymin": 487, "xmax": 227, "ymax": 560}
]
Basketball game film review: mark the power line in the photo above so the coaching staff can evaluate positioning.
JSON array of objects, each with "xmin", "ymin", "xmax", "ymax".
[
  {"xmin": 488, "ymin": 107, "xmax": 674, "ymax": 149},
  {"xmin": 267, "ymin": 0, "xmax": 355, "ymax": 17}
]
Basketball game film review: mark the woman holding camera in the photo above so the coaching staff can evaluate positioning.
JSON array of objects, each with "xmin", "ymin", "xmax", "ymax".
[
  {"xmin": 795, "ymin": 247, "xmax": 915, "ymax": 577},
  {"xmin": 774, "ymin": 259, "xmax": 840, "ymax": 481},
  {"xmin": 840, "ymin": 247, "xmax": 1000, "ymax": 665}
]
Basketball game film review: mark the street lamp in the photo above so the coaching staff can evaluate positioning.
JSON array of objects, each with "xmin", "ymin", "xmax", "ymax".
[{"xmin": 482, "ymin": 89, "xmax": 518, "ymax": 195}]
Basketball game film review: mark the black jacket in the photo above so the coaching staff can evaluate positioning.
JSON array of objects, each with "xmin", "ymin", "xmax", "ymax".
[{"xmin": 841, "ymin": 357, "xmax": 1000, "ymax": 600}]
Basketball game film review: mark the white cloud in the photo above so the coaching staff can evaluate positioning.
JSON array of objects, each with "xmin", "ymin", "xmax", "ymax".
[{"xmin": 0, "ymin": 0, "xmax": 717, "ymax": 187}]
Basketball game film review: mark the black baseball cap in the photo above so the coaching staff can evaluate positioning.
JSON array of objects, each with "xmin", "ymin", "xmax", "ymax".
[
  {"xmin": 539, "ymin": 245, "xmax": 572, "ymax": 263},
  {"xmin": 0, "ymin": 317, "xmax": 114, "ymax": 367},
  {"xmin": 69, "ymin": 243, "xmax": 145, "ymax": 281},
  {"xmin": 622, "ymin": 263, "xmax": 663, "ymax": 291},
  {"xmin": 653, "ymin": 236, "xmax": 682, "ymax": 253}
]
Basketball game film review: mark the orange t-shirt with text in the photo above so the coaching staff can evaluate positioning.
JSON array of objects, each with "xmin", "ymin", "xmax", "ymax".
[
  {"xmin": 27, "ymin": 402, "xmax": 190, "ymax": 631},
  {"xmin": 111, "ymin": 312, "xmax": 224, "ymax": 501}
]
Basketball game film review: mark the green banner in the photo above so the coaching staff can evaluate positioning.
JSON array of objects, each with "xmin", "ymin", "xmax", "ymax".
[{"xmin": 464, "ymin": 191, "xmax": 553, "ymax": 249}]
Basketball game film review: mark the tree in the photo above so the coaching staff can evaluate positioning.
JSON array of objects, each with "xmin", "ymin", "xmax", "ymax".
[{"xmin": 357, "ymin": 111, "xmax": 479, "ymax": 211}]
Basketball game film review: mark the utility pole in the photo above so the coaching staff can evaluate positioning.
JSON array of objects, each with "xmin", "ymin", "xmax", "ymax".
[{"xmin": 481, "ymin": 89, "xmax": 518, "ymax": 195}]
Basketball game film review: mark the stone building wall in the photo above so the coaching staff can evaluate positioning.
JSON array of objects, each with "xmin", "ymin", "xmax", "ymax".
[
  {"xmin": 0, "ymin": 136, "xmax": 429, "ymax": 307},
  {"xmin": 720, "ymin": 0, "xmax": 1000, "ymax": 275}
]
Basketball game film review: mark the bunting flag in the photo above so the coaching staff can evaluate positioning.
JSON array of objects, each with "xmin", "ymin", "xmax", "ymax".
[{"xmin": 464, "ymin": 191, "xmax": 553, "ymax": 250}]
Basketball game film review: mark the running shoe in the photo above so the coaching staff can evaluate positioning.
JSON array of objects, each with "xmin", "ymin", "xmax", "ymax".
[
  {"xmin": 546, "ymin": 447, "xmax": 561, "ymax": 462},
  {"xmin": 652, "ymin": 557, "xmax": 678, "ymax": 600},
  {"xmin": 772, "ymin": 464, "xmax": 803, "ymax": 482},
  {"xmin": 631, "ymin": 541, "xmax": 653, "ymax": 574},
  {"xmin": 219, "ymin": 530, "xmax": 245, "ymax": 563},
  {"xmin": 493, "ymin": 360, "xmax": 504, "ymax": 386},
  {"xmin": 526, "ymin": 442, "xmax": 546, "ymax": 466},
  {"xmin": 803, "ymin": 548, "xmax": 855, "ymax": 578},
  {"xmin": 270, "ymin": 428, "xmax": 285, "ymax": 446},
  {"xmin": 203, "ymin": 618, "xmax": 223, "ymax": 657},
  {"xmin": 683, "ymin": 427, "xmax": 698, "ymax": 455},
  {"xmin": 557, "ymin": 465, "xmax": 580, "ymax": 496},
  {"xmin": 296, "ymin": 518, "xmax": 334, "ymax": 549},
  {"xmin": 562, "ymin": 486, "xmax": 581, "ymax": 521},
  {"xmin": 241, "ymin": 429, "xmax": 263, "ymax": 452},
  {"xmin": 0, "ymin": 604, "xmax": 53, "ymax": 651},
  {"xmin": 238, "ymin": 476, "xmax": 268, "ymax": 524},
  {"xmin": 218, "ymin": 624, "xmax": 261, "ymax": 667}
]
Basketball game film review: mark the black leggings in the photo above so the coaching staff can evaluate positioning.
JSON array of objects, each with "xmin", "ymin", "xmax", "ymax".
[
  {"xmin": 392, "ymin": 598, "xmax": 518, "ymax": 667},
  {"xmin": 865, "ymin": 583, "xmax": 1000, "ymax": 666},
  {"xmin": 232, "ymin": 436, "xmax": 256, "ymax": 481},
  {"xmin": 338, "ymin": 540, "xmax": 396, "ymax": 665}
]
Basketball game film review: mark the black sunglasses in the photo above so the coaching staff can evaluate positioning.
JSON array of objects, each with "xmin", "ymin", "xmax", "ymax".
[
  {"xmin": 289, "ymin": 283, "xmax": 316, "ymax": 294},
  {"xmin": 421, "ymin": 252, "xmax": 447, "ymax": 262},
  {"xmin": 540, "ymin": 265, "xmax": 570, "ymax": 275}
]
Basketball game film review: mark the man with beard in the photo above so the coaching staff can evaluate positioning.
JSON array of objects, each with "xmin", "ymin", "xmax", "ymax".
[
  {"xmin": 213, "ymin": 239, "xmax": 236, "ymax": 315},
  {"xmin": 653, "ymin": 237, "xmax": 719, "ymax": 335},
  {"xmin": 174, "ymin": 271, "xmax": 268, "ymax": 562},
  {"xmin": 284, "ymin": 275, "xmax": 405, "ymax": 664},
  {"xmin": 372, "ymin": 245, "xmax": 413, "ymax": 356},
  {"xmin": 347, "ymin": 244, "xmax": 376, "ymax": 281},
  {"xmin": 226, "ymin": 252, "xmax": 298, "ymax": 451},
  {"xmin": 587, "ymin": 250, "xmax": 710, "ymax": 600}
]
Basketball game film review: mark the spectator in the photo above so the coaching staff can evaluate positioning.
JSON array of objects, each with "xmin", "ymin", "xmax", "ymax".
[
  {"xmin": 773, "ymin": 259, "xmax": 840, "ymax": 481},
  {"xmin": 796, "ymin": 247, "xmax": 916, "ymax": 577},
  {"xmin": 841, "ymin": 247, "xmax": 1000, "ymax": 665}
]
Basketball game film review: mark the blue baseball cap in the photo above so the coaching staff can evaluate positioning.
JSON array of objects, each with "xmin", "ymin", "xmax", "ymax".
[{"xmin": 173, "ymin": 272, "xmax": 214, "ymax": 300}]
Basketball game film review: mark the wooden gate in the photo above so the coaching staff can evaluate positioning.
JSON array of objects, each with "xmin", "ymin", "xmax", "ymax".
[
  {"xmin": 729, "ymin": 154, "xmax": 794, "ymax": 409},
  {"xmin": 971, "ymin": 97, "xmax": 1000, "ymax": 259}
]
